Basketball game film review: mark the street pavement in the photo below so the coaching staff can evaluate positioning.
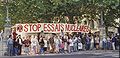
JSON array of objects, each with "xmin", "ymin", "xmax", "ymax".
[
  {"xmin": 0, "ymin": 50, "xmax": 119, "ymax": 58},
  {"xmin": 0, "ymin": 41, "xmax": 7, "ymax": 56}
]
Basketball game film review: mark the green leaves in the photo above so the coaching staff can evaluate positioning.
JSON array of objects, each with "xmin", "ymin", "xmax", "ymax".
[{"xmin": 0, "ymin": 0, "xmax": 119, "ymax": 30}]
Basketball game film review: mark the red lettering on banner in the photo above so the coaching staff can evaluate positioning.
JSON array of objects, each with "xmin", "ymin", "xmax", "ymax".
[
  {"xmin": 16, "ymin": 23, "xmax": 90, "ymax": 33},
  {"xmin": 44, "ymin": 24, "xmax": 47, "ymax": 32},
  {"xmin": 84, "ymin": 26, "xmax": 89, "ymax": 32},
  {"xmin": 30, "ymin": 24, "xmax": 32, "ymax": 31},
  {"xmin": 24, "ymin": 24, "xmax": 28, "ymax": 32},
  {"xmin": 60, "ymin": 24, "xmax": 64, "ymax": 31},
  {"xmin": 65, "ymin": 24, "xmax": 70, "ymax": 31},
  {"xmin": 47, "ymin": 24, "xmax": 51, "ymax": 32},
  {"xmin": 37, "ymin": 24, "xmax": 41, "ymax": 31},
  {"xmin": 74, "ymin": 25, "xmax": 77, "ymax": 31},
  {"xmin": 32, "ymin": 24, "xmax": 37, "ymax": 31},
  {"xmin": 76, "ymin": 25, "xmax": 79, "ymax": 31},
  {"xmin": 83, "ymin": 26, "xmax": 85, "ymax": 32},
  {"xmin": 79, "ymin": 26, "xmax": 83, "ymax": 32},
  {"xmin": 51, "ymin": 24, "xmax": 54, "ymax": 32},
  {"xmin": 55, "ymin": 24, "xmax": 60, "ymax": 32},
  {"xmin": 17, "ymin": 24, "xmax": 23, "ymax": 32},
  {"xmin": 71, "ymin": 25, "xmax": 75, "ymax": 31}
]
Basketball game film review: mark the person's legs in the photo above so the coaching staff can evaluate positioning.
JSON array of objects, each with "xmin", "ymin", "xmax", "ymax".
[
  {"xmin": 112, "ymin": 42, "xmax": 115, "ymax": 50},
  {"xmin": 18, "ymin": 45, "xmax": 20, "ymax": 55},
  {"xmin": 71, "ymin": 46, "xmax": 74, "ymax": 52},
  {"xmin": 19, "ymin": 45, "xmax": 22, "ymax": 55},
  {"xmin": 10, "ymin": 45, "xmax": 13, "ymax": 56},
  {"xmin": 90, "ymin": 43, "xmax": 93, "ymax": 50},
  {"xmin": 102, "ymin": 42, "xmax": 105, "ymax": 50},
  {"xmin": 8, "ymin": 45, "xmax": 11, "ymax": 56},
  {"xmin": 88, "ymin": 44, "xmax": 91, "ymax": 50},
  {"xmin": 40, "ymin": 47, "xmax": 44, "ymax": 54},
  {"xmin": 15, "ymin": 47, "xmax": 18, "ymax": 56},
  {"xmin": 74, "ymin": 43, "xmax": 77, "ymax": 52}
]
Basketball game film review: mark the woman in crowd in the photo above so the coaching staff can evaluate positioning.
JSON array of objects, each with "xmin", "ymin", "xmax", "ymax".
[
  {"xmin": 59, "ymin": 36, "xmax": 63, "ymax": 53},
  {"xmin": 23, "ymin": 36, "xmax": 31, "ymax": 55},
  {"xmin": 64, "ymin": 34, "xmax": 68, "ymax": 53},
  {"xmin": 90, "ymin": 35, "xmax": 94, "ymax": 50},
  {"xmin": 31, "ymin": 35, "xmax": 39, "ymax": 55},
  {"xmin": 85, "ymin": 34, "xmax": 91, "ymax": 50},
  {"xmin": 54, "ymin": 35, "xmax": 60, "ymax": 53},
  {"xmin": 112, "ymin": 35, "xmax": 117, "ymax": 50},
  {"xmin": 107, "ymin": 36, "xmax": 112, "ymax": 50},
  {"xmin": 102, "ymin": 36, "xmax": 107, "ymax": 50},
  {"xmin": 77, "ymin": 35, "xmax": 82, "ymax": 51},
  {"xmin": 68, "ymin": 35, "xmax": 74, "ymax": 53},
  {"xmin": 39, "ymin": 36, "xmax": 44, "ymax": 54},
  {"xmin": 49, "ymin": 36, "xmax": 55, "ymax": 53},
  {"xmin": 73, "ymin": 35, "xmax": 78, "ymax": 52},
  {"xmin": 43, "ymin": 37, "xmax": 48, "ymax": 53},
  {"xmin": 94, "ymin": 35, "xmax": 100, "ymax": 50}
]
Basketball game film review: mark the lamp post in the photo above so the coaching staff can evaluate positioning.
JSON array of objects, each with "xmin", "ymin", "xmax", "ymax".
[
  {"xmin": 1, "ymin": 0, "xmax": 12, "ymax": 56},
  {"xmin": 3, "ymin": 0, "xmax": 12, "ymax": 40}
]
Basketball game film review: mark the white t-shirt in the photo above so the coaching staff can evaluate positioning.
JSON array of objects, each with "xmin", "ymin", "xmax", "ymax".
[
  {"xmin": 19, "ymin": 39, "xmax": 22, "ymax": 45},
  {"xmin": 31, "ymin": 38, "xmax": 38, "ymax": 46},
  {"xmin": 74, "ymin": 37, "xmax": 78, "ymax": 43},
  {"xmin": 95, "ymin": 37, "xmax": 99, "ymax": 43},
  {"xmin": 103, "ymin": 38, "xmax": 107, "ymax": 42},
  {"xmin": 69, "ymin": 39, "xmax": 74, "ymax": 46},
  {"xmin": 107, "ymin": 37, "xmax": 111, "ymax": 42},
  {"xmin": 54, "ymin": 39, "xmax": 59, "ymax": 45},
  {"xmin": 91, "ymin": 38, "xmax": 94, "ymax": 43},
  {"xmin": 44, "ymin": 40, "xmax": 48, "ymax": 47}
]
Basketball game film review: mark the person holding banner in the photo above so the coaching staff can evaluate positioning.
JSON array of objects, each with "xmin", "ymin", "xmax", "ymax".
[
  {"xmin": 49, "ymin": 36, "xmax": 55, "ymax": 53},
  {"xmin": 17, "ymin": 35, "xmax": 23, "ymax": 55},
  {"xmin": 54, "ymin": 35, "xmax": 60, "ymax": 53},
  {"xmin": 68, "ymin": 35, "xmax": 74, "ymax": 53},
  {"xmin": 23, "ymin": 36, "xmax": 31, "ymax": 55},
  {"xmin": 31, "ymin": 35, "xmax": 39, "ymax": 55}
]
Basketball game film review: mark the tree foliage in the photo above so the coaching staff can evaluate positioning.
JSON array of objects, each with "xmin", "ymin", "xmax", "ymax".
[{"xmin": 0, "ymin": 0, "xmax": 120, "ymax": 30}]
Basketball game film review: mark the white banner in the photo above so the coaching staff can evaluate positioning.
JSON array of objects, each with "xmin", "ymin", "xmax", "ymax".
[{"xmin": 15, "ymin": 23, "xmax": 90, "ymax": 33}]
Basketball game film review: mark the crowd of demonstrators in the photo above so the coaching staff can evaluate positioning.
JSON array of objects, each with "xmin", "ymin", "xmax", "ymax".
[{"xmin": 6, "ymin": 31, "xmax": 119, "ymax": 56}]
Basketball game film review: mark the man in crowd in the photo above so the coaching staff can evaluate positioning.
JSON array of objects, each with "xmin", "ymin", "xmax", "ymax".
[
  {"xmin": 7, "ymin": 35, "xmax": 13, "ymax": 56},
  {"xmin": 17, "ymin": 35, "xmax": 23, "ymax": 55}
]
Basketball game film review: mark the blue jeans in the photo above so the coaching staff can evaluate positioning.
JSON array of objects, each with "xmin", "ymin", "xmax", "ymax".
[
  {"xmin": 59, "ymin": 48, "xmax": 64, "ymax": 53},
  {"xmin": 107, "ymin": 42, "xmax": 112, "ymax": 49},
  {"xmin": 13, "ymin": 47, "xmax": 18, "ymax": 56},
  {"xmin": 102, "ymin": 41, "xmax": 107, "ymax": 49},
  {"xmin": 8, "ymin": 45, "xmax": 13, "ymax": 56},
  {"xmin": 86, "ymin": 43, "xmax": 90, "ymax": 50},
  {"xmin": 40, "ymin": 47, "xmax": 44, "ymax": 54},
  {"xmin": 24, "ymin": 47, "xmax": 29, "ymax": 53},
  {"xmin": 69, "ymin": 46, "xmax": 73, "ymax": 53},
  {"xmin": 73, "ymin": 43, "xmax": 78, "ymax": 52}
]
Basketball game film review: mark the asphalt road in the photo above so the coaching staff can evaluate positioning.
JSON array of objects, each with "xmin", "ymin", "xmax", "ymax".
[
  {"xmin": 0, "ymin": 54, "xmax": 118, "ymax": 58},
  {"xmin": 0, "ymin": 50, "xmax": 119, "ymax": 58}
]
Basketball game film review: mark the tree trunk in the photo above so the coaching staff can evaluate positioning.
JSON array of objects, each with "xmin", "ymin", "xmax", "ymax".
[{"xmin": 105, "ymin": 26, "xmax": 108, "ymax": 36}]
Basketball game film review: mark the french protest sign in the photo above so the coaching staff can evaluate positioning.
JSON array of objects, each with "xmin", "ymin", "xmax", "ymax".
[{"xmin": 16, "ymin": 23, "xmax": 90, "ymax": 33}]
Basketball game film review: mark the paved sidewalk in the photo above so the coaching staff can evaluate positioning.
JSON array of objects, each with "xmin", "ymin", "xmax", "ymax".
[
  {"xmin": 0, "ymin": 50, "xmax": 118, "ymax": 58},
  {"xmin": 0, "ymin": 41, "xmax": 7, "ymax": 56}
]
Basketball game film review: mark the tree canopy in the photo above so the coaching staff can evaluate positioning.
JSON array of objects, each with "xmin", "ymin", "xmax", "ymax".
[{"xmin": 0, "ymin": 0, "xmax": 120, "ymax": 30}]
